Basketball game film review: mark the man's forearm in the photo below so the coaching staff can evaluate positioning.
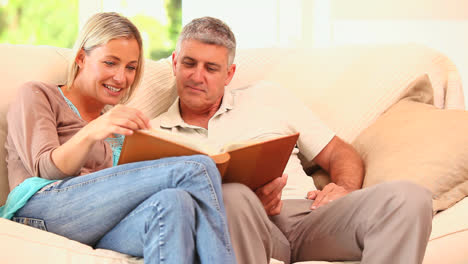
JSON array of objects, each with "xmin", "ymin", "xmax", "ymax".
[
  {"xmin": 313, "ymin": 136, "xmax": 364, "ymax": 191},
  {"xmin": 328, "ymin": 141, "xmax": 364, "ymax": 191}
]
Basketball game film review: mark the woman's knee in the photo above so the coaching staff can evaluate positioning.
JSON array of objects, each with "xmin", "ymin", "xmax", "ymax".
[
  {"xmin": 181, "ymin": 155, "xmax": 220, "ymax": 180},
  {"xmin": 185, "ymin": 154, "xmax": 217, "ymax": 169},
  {"xmin": 151, "ymin": 189, "xmax": 195, "ymax": 219}
]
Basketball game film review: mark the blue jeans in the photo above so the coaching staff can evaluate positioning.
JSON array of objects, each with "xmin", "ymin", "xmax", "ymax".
[{"xmin": 13, "ymin": 155, "xmax": 236, "ymax": 264}]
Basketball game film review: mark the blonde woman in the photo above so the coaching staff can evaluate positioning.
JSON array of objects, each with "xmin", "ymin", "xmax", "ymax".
[{"xmin": 0, "ymin": 12, "xmax": 236, "ymax": 264}]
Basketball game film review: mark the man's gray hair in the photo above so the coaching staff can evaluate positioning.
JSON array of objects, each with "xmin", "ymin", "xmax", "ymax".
[{"xmin": 176, "ymin": 16, "xmax": 236, "ymax": 65}]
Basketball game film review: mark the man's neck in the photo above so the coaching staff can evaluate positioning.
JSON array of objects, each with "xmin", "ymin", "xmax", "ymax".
[{"xmin": 179, "ymin": 99, "xmax": 222, "ymax": 129}]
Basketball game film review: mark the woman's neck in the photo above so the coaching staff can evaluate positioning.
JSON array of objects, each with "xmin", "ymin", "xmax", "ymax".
[{"xmin": 61, "ymin": 85, "xmax": 104, "ymax": 122}]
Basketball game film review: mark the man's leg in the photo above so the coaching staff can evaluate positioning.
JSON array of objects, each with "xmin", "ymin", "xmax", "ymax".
[
  {"xmin": 222, "ymin": 183, "xmax": 291, "ymax": 264},
  {"xmin": 271, "ymin": 181, "xmax": 433, "ymax": 264}
]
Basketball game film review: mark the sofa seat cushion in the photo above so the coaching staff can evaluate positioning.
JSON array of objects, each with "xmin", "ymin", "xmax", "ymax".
[
  {"xmin": 424, "ymin": 197, "xmax": 468, "ymax": 264},
  {"xmin": 0, "ymin": 218, "xmax": 142, "ymax": 264}
]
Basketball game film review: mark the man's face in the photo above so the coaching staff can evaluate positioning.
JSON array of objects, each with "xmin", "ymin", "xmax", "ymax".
[{"xmin": 172, "ymin": 39, "xmax": 236, "ymax": 113}]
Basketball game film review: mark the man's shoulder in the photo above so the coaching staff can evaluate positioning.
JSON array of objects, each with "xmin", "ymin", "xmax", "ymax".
[{"xmin": 229, "ymin": 80, "xmax": 287, "ymax": 111}]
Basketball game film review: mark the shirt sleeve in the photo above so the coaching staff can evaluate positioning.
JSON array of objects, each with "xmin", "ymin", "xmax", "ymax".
[
  {"xmin": 255, "ymin": 81, "xmax": 336, "ymax": 162},
  {"xmin": 7, "ymin": 82, "xmax": 70, "ymax": 179}
]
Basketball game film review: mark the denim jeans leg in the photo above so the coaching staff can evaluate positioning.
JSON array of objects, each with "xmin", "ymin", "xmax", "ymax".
[
  {"xmin": 14, "ymin": 155, "xmax": 236, "ymax": 263},
  {"xmin": 97, "ymin": 189, "xmax": 197, "ymax": 264}
]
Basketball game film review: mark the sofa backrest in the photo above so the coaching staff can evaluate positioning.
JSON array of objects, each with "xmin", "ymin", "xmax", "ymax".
[
  {"xmin": 0, "ymin": 43, "xmax": 464, "ymax": 206},
  {"xmin": 260, "ymin": 45, "xmax": 465, "ymax": 142},
  {"xmin": 0, "ymin": 45, "xmax": 71, "ymax": 204}
]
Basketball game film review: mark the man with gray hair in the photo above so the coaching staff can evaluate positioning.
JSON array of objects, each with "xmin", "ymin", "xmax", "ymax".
[{"xmin": 151, "ymin": 16, "xmax": 433, "ymax": 264}]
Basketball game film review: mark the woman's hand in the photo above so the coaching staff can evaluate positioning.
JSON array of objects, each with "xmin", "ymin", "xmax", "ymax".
[
  {"xmin": 82, "ymin": 105, "xmax": 151, "ymax": 142},
  {"xmin": 52, "ymin": 105, "xmax": 150, "ymax": 176}
]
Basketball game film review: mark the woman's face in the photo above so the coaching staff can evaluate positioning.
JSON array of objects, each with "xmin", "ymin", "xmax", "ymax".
[{"xmin": 75, "ymin": 37, "xmax": 140, "ymax": 106}]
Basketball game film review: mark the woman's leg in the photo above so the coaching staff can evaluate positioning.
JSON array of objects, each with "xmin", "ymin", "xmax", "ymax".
[
  {"xmin": 96, "ymin": 189, "xmax": 198, "ymax": 264},
  {"xmin": 14, "ymin": 155, "xmax": 236, "ymax": 263}
]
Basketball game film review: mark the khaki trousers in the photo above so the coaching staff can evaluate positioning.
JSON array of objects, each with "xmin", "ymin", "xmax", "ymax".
[{"xmin": 223, "ymin": 181, "xmax": 433, "ymax": 264}]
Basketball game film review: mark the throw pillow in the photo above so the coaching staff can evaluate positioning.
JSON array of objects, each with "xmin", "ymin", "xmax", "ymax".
[
  {"xmin": 125, "ymin": 57, "xmax": 177, "ymax": 119},
  {"xmin": 352, "ymin": 99, "xmax": 468, "ymax": 213}
]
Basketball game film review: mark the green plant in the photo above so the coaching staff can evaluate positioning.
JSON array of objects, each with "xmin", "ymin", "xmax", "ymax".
[{"xmin": 0, "ymin": 0, "xmax": 181, "ymax": 60}]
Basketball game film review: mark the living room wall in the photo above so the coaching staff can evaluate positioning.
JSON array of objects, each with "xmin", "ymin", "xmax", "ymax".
[{"xmin": 327, "ymin": 0, "xmax": 468, "ymax": 107}]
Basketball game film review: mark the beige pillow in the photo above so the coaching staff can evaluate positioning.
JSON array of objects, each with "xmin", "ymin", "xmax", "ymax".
[
  {"xmin": 125, "ymin": 57, "xmax": 177, "ymax": 119},
  {"xmin": 352, "ymin": 99, "xmax": 468, "ymax": 213}
]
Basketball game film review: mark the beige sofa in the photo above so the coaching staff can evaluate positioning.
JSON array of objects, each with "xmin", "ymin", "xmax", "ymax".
[{"xmin": 0, "ymin": 43, "xmax": 467, "ymax": 264}]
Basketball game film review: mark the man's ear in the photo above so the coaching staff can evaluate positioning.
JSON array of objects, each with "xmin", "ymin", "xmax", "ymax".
[
  {"xmin": 75, "ymin": 49, "xmax": 86, "ymax": 69},
  {"xmin": 172, "ymin": 51, "xmax": 177, "ymax": 76},
  {"xmin": 224, "ymin": 63, "xmax": 236, "ymax": 86}
]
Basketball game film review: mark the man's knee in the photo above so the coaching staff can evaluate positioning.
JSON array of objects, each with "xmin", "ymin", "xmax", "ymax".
[
  {"xmin": 222, "ymin": 183, "xmax": 274, "ymax": 263},
  {"xmin": 223, "ymin": 183, "xmax": 261, "ymax": 210},
  {"xmin": 374, "ymin": 180, "xmax": 433, "ymax": 216},
  {"xmin": 222, "ymin": 182, "xmax": 255, "ymax": 198},
  {"xmin": 222, "ymin": 183, "xmax": 270, "ymax": 223}
]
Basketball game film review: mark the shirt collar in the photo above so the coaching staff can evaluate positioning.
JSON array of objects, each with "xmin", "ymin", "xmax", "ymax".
[{"xmin": 159, "ymin": 88, "xmax": 235, "ymax": 129}]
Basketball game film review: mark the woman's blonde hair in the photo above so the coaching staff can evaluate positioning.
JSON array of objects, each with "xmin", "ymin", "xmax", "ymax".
[{"xmin": 66, "ymin": 12, "xmax": 144, "ymax": 104}]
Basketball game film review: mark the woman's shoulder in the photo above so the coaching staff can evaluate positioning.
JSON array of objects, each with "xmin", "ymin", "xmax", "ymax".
[
  {"xmin": 8, "ymin": 81, "xmax": 65, "ymax": 116},
  {"xmin": 15, "ymin": 81, "xmax": 62, "ymax": 104},
  {"xmin": 17, "ymin": 81, "xmax": 60, "ymax": 95}
]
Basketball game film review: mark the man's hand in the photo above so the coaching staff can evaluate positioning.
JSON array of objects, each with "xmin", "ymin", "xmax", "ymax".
[
  {"xmin": 255, "ymin": 174, "xmax": 288, "ymax": 216},
  {"xmin": 306, "ymin": 183, "xmax": 350, "ymax": 210}
]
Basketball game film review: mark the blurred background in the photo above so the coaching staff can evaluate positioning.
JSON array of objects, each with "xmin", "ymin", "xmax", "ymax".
[
  {"xmin": 1, "ymin": 0, "xmax": 467, "ymax": 105},
  {"xmin": 0, "ymin": 0, "xmax": 181, "ymax": 59}
]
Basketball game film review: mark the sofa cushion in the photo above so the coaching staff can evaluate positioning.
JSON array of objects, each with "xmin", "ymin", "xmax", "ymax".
[
  {"xmin": 262, "ymin": 45, "xmax": 463, "ymax": 144},
  {"xmin": 352, "ymin": 95, "xmax": 468, "ymax": 212},
  {"xmin": 0, "ymin": 218, "xmax": 142, "ymax": 264},
  {"xmin": 0, "ymin": 44, "xmax": 71, "ymax": 206},
  {"xmin": 124, "ymin": 57, "xmax": 177, "ymax": 119},
  {"xmin": 310, "ymin": 74, "xmax": 434, "ymax": 189}
]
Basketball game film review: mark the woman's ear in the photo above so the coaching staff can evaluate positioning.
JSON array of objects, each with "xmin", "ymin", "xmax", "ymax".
[{"xmin": 75, "ymin": 49, "xmax": 86, "ymax": 68}]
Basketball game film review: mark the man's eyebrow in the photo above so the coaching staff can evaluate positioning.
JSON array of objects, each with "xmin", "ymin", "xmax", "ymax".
[
  {"xmin": 205, "ymin": 61, "xmax": 221, "ymax": 68},
  {"xmin": 182, "ymin": 56, "xmax": 220, "ymax": 67},
  {"xmin": 182, "ymin": 56, "xmax": 195, "ymax": 61}
]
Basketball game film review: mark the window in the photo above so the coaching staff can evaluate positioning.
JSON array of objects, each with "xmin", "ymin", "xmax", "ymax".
[{"xmin": 0, "ymin": 0, "xmax": 181, "ymax": 60}]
